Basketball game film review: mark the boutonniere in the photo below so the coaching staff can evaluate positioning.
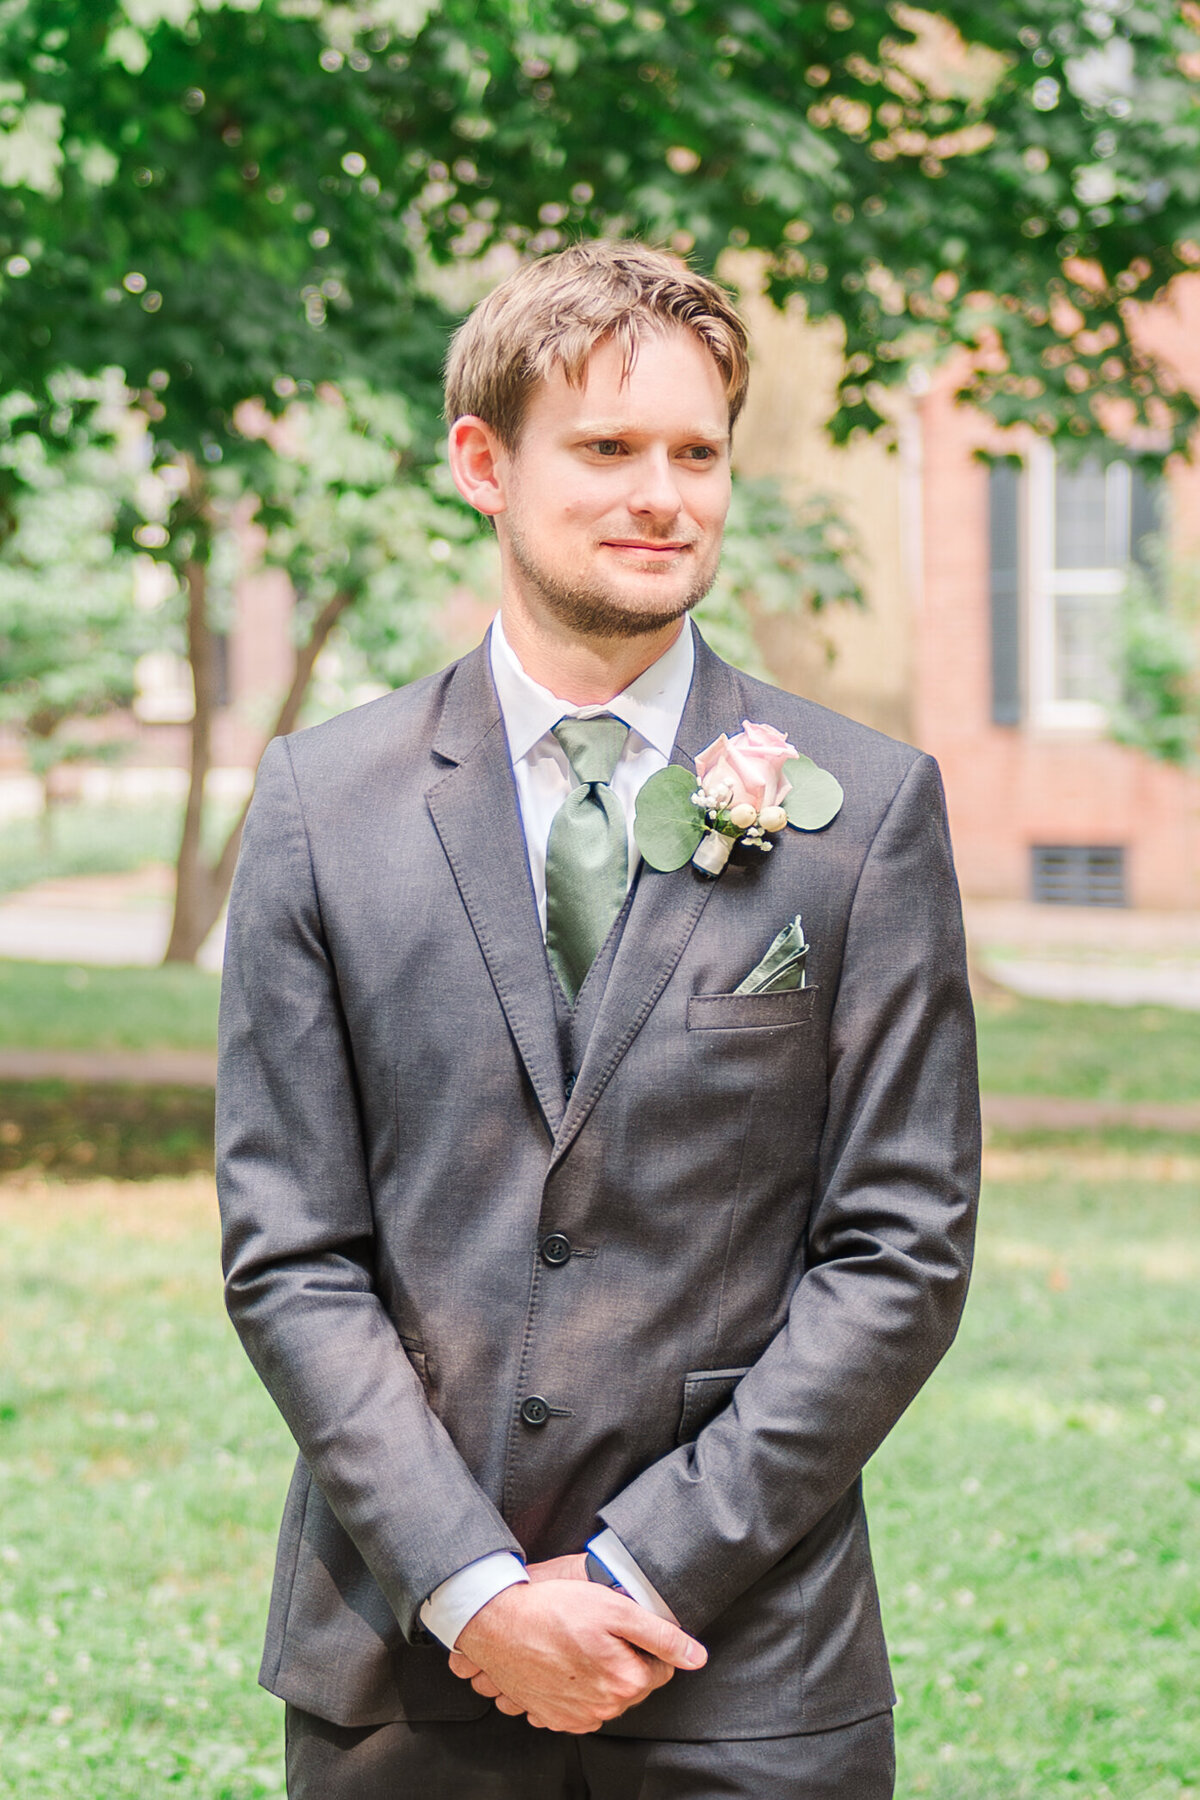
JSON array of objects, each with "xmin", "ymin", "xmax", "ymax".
[{"xmin": 634, "ymin": 721, "xmax": 844, "ymax": 878}]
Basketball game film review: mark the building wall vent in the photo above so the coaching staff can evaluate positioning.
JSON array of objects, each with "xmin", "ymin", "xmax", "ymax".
[{"xmin": 1031, "ymin": 845, "xmax": 1126, "ymax": 907}]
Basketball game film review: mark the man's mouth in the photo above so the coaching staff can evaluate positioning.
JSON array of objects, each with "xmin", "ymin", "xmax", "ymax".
[{"xmin": 602, "ymin": 539, "xmax": 693, "ymax": 555}]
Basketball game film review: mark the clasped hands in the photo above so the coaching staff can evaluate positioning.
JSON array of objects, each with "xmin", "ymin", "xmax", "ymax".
[{"xmin": 448, "ymin": 1553, "xmax": 707, "ymax": 1735}]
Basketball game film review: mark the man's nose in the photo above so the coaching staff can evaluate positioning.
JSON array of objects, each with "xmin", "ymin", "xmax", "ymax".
[{"xmin": 626, "ymin": 448, "xmax": 682, "ymax": 519}]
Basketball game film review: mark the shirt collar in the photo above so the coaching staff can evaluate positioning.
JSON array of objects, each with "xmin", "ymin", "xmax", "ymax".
[{"xmin": 488, "ymin": 612, "xmax": 695, "ymax": 766}]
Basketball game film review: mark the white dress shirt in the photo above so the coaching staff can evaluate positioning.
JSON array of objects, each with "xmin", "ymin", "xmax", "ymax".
[{"xmin": 418, "ymin": 614, "xmax": 694, "ymax": 1650}]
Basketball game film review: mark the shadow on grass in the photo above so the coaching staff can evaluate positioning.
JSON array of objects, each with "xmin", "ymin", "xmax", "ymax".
[{"xmin": 0, "ymin": 1081, "xmax": 214, "ymax": 1179}]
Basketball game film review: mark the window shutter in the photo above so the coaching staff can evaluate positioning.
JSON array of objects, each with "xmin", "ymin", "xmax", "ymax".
[{"xmin": 988, "ymin": 461, "xmax": 1022, "ymax": 725}]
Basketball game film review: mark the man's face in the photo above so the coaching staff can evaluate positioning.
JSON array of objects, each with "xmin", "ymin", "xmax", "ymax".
[{"xmin": 493, "ymin": 327, "xmax": 732, "ymax": 641}]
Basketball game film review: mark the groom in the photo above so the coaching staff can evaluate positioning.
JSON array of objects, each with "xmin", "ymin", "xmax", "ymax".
[{"xmin": 217, "ymin": 239, "xmax": 980, "ymax": 1798}]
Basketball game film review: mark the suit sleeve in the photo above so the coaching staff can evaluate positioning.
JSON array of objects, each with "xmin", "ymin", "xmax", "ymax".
[
  {"xmin": 216, "ymin": 737, "xmax": 522, "ymax": 1640},
  {"xmin": 597, "ymin": 751, "xmax": 981, "ymax": 1634}
]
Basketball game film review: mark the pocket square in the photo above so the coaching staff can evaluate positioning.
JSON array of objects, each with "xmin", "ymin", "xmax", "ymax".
[{"xmin": 735, "ymin": 914, "xmax": 808, "ymax": 995}]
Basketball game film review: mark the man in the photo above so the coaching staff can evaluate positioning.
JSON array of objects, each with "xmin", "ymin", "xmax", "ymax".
[{"xmin": 217, "ymin": 239, "xmax": 980, "ymax": 1798}]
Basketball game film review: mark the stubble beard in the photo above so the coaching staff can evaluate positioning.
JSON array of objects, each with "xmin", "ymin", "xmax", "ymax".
[{"xmin": 506, "ymin": 516, "xmax": 722, "ymax": 642}]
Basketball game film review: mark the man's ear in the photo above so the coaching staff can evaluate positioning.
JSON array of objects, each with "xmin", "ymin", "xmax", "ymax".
[{"xmin": 448, "ymin": 415, "xmax": 508, "ymax": 518}]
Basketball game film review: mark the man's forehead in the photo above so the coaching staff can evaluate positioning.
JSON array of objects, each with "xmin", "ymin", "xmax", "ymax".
[{"xmin": 527, "ymin": 333, "xmax": 731, "ymax": 434}]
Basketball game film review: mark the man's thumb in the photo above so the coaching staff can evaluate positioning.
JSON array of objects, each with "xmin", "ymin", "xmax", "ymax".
[{"xmin": 622, "ymin": 1608, "xmax": 707, "ymax": 1670}]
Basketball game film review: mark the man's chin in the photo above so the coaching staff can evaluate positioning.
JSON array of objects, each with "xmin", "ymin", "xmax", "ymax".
[{"xmin": 553, "ymin": 591, "xmax": 697, "ymax": 641}]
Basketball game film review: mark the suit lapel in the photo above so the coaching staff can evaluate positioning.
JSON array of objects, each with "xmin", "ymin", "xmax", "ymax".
[
  {"xmin": 550, "ymin": 628, "xmax": 746, "ymax": 1166},
  {"xmin": 426, "ymin": 644, "xmax": 566, "ymax": 1137}
]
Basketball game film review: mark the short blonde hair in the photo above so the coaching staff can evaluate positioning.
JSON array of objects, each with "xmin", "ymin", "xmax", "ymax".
[{"xmin": 444, "ymin": 239, "xmax": 750, "ymax": 446}]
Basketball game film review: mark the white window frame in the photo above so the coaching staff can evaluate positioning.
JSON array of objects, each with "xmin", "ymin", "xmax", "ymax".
[{"xmin": 1025, "ymin": 439, "xmax": 1130, "ymax": 734}]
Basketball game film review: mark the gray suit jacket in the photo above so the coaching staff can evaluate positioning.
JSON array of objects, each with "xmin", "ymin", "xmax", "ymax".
[{"xmin": 216, "ymin": 626, "xmax": 980, "ymax": 1740}]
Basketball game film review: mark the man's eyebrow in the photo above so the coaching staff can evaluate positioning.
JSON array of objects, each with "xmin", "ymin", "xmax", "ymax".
[{"xmin": 571, "ymin": 421, "xmax": 731, "ymax": 443}]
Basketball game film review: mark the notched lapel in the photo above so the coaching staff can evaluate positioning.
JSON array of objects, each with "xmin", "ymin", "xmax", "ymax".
[
  {"xmin": 426, "ymin": 648, "xmax": 566, "ymax": 1137},
  {"xmin": 551, "ymin": 629, "xmax": 745, "ymax": 1164}
]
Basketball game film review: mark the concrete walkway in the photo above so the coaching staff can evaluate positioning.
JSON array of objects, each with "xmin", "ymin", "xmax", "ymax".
[
  {"xmin": 0, "ymin": 867, "xmax": 225, "ymax": 972},
  {"xmin": 2, "ymin": 875, "xmax": 1198, "ymax": 1006},
  {"xmin": 964, "ymin": 900, "xmax": 1200, "ymax": 1009},
  {"xmin": 0, "ymin": 1048, "xmax": 218, "ymax": 1086},
  {"xmin": 981, "ymin": 1093, "xmax": 1200, "ymax": 1134}
]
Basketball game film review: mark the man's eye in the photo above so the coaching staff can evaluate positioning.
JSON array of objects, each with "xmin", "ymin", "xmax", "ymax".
[
  {"xmin": 682, "ymin": 446, "xmax": 716, "ymax": 462},
  {"xmin": 590, "ymin": 440, "xmax": 623, "ymax": 456}
]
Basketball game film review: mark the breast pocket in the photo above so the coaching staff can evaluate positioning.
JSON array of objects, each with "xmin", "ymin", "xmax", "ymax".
[{"xmin": 686, "ymin": 988, "xmax": 818, "ymax": 1032}]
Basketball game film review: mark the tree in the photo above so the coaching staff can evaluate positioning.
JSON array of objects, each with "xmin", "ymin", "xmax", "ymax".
[
  {"xmin": 0, "ymin": 391, "xmax": 154, "ymax": 840},
  {"xmin": 2, "ymin": 0, "xmax": 1199, "ymax": 952},
  {"xmin": 160, "ymin": 381, "xmax": 491, "ymax": 960},
  {"xmin": 1109, "ymin": 543, "xmax": 1200, "ymax": 766},
  {"xmin": 2, "ymin": 0, "xmax": 1197, "ymax": 467}
]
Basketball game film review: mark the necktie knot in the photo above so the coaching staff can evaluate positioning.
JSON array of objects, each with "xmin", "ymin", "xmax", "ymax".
[{"xmin": 553, "ymin": 715, "xmax": 629, "ymax": 789}]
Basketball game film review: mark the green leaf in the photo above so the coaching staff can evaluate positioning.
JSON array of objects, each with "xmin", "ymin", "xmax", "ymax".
[
  {"xmin": 782, "ymin": 756, "xmax": 844, "ymax": 832},
  {"xmin": 633, "ymin": 764, "xmax": 705, "ymax": 871}
]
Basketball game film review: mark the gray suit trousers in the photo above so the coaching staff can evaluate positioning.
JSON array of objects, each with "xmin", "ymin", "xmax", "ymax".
[{"xmin": 285, "ymin": 1702, "xmax": 895, "ymax": 1798}]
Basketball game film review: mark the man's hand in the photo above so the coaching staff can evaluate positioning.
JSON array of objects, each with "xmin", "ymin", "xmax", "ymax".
[
  {"xmin": 446, "ymin": 1554, "xmax": 588, "ymax": 1682},
  {"xmin": 448, "ymin": 1577, "xmax": 706, "ymax": 1734}
]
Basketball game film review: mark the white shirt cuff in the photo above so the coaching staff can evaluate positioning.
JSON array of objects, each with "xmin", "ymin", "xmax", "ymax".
[
  {"xmin": 419, "ymin": 1551, "xmax": 529, "ymax": 1651},
  {"xmin": 587, "ymin": 1528, "xmax": 678, "ymax": 1624}
]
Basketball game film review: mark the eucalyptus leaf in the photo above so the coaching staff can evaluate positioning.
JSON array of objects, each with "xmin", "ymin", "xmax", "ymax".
[
  {"xmin": 633, "ymin": 764, "xmax": 705, "ymax": 871},
  {"xmin": 782, "ymin": 756, "xmax": 844, "ymax": 832}
]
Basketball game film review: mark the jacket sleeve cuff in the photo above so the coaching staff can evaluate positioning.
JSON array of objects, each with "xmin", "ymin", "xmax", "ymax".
[
  {"xmin": 587, "ymin": 1528, "xmax": 678, "ymax": 1624},
  {"xmin": 419, "ymin": 1551, "xmax": 529, "ymax": 1651}
]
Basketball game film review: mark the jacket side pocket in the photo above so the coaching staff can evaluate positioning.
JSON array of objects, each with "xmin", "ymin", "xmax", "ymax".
[
  {"xmin": 399, "ymin": 1339, "xmax": 431, "ymax": 1398},
  {"xmin": 677, "ymin": 1366, "xmax": 751, "ymax": 1444}
]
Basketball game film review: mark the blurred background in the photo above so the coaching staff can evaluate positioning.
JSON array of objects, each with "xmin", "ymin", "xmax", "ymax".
[{"xmin": 1, "ymin": 3, "xmax": 1198, "ymax": 1796}]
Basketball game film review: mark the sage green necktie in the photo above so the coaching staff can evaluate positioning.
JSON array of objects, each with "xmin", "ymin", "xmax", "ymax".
[{"xmin": 545, "ymin": 715, "xmax": 630, "ymax": 1004}]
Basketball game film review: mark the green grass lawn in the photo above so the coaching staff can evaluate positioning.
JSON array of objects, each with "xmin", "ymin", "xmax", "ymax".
[
  {"xmin": 871, "ymin": 1146, "xmax": 1200, "ymax": 1798},
  {"xmin": 2, "ymin": 954, "xmax": 1200, "ymax": 1108},
  {"xmin": 0, "ymin": 1177, "xmax": 290, "ymax": 1798},
  {"xmin": 0, "ymin": 799, "xmax": 242, "ymax": 902},
  {"xmin": 0, "ymin": 1152, "xmax": 1197, "ymax": 1797},
  {"xmin": 974, "ymin": 994, "xmax": 1200, "ymax": 1104},
  {"xmin": 0, "ymin": 962, "xmax": 220, "ymax": 1053},
  {"xmin": 0, "ymin": 804, "xmax": 185, "ymax": 900}
]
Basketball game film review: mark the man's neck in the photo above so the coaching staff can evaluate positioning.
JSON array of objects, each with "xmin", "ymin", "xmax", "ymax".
[{"xmin": 498, "ymin": 600, "xmax": 687, "ymax": 705}]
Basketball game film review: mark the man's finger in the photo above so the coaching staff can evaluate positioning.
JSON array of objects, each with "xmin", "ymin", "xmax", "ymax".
[
  {"xmin": 612, "ymin": 1603, "xmax": 707, "ymax": 1671},
  {"xmin": 470, "ymin": 1673, "xmax": 503, "ymax": 1698},
  {"xmin": 493, "ymin": 1695, "xmax": 527, "ymax": 1717},
  {"xmin": 448, "ymin": 1652, "xmax": 482, "ymax": 1680}
]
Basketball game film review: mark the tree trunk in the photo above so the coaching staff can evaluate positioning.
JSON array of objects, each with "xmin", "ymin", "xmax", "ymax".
[
  {"xmin": 38, "ymin": 772, "xmax": 54, "ymax": 859},
  {"xmin": 163, "ymin": 548, "xmax": 221, "ymax": 963},
  {"xmin": 163, "ymin": 576, "xmax": 352, "ymax": 965}
]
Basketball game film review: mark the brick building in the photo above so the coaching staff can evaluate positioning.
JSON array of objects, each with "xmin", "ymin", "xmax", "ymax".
[{"xmin": 736, "ymin": 278, "xmax": 1200, "ymax": 911}]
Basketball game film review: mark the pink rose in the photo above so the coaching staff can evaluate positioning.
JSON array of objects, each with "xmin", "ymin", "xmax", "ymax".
[{"xmin": 695, "ymin": 721, "xmax": 798, "ymax": 813}]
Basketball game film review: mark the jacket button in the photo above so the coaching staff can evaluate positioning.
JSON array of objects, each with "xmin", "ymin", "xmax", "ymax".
[
  {"xmin": 540, "ymin": 1232, "xmax": 572, "ymax": 1267},
  {"xmin": 520, "ymin": 1394, "xmax": 550, "ymax": 1427}
]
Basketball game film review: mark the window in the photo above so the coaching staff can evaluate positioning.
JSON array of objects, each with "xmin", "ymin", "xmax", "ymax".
[
  {"xmin": 1031, "ymin": 845, "xmax": 1126, "ymax": 907},
  {"xmin": 1029, "ymin": 444, "xmax": 1130, "ymax": 729},
  {"xmin": 987, "ymin": 448, "xmax": 1162, "ymax": 732}
]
